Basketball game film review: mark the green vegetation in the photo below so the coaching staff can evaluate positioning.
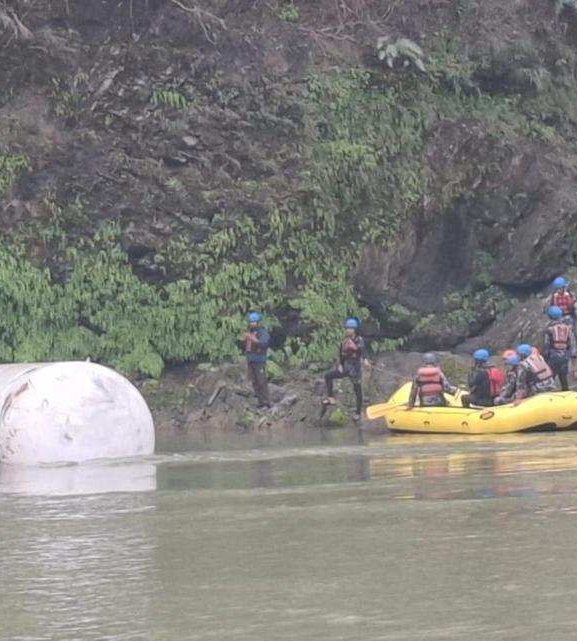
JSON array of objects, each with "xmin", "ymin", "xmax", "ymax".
[
  {"xmin": 151, "ymin": 88, "xmax": 190, "ymax": 110},
  {"xmin": 49, "ymin": 75, "xmax": 86, "ymax": 119},
  {"xmin": 2, "ymin": 30, "xmax": 575, "ymax": 379},
  {"xmin": 0, "ymin": 153, "xmax": 29, "ymax": 197},
  {"xmin": 275, "ymin": 1, "xmax": 300, "ymax": 22}
]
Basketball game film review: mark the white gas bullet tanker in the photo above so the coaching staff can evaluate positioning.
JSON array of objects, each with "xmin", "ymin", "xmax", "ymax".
[{"xmin": 0, "ymin": 362, "xmax": 155, "ymax": 464}]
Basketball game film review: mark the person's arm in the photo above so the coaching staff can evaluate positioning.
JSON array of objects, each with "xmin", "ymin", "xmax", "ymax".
[
  {"xmin": 467, "ymin": 370, "xmax": 481, "ymax": 394},
  {"xmin": 358, "ymin": 337, "xmax": 371, "ymax": 366},
  {"xmin": 359, "ymin": 337, "xmax": 369, "ymax": 362},
  {"xmin": 543, "ymin": 329, "xmax": 552, "ymax": 359},
  {"xmin": 570, "ymin": 327, "xmax": 577, "ymax": 359},
  {"xmin": 255, "ymin": 328, "xmax": 270, "ymax": 350},
  {"xmin": 337, "ymin": 342, "xmax": 345, "ymax": 370},
  {"xmin": 501, "ymin": 376, "xmax": 514, "ymax": 400},
  {"xmin": 441, "ymin": 373, "xmax": 457, "ymax": 395},
  {"xmin": 514, "ymin": 367, "xmax": 528, "ymax": 401}
]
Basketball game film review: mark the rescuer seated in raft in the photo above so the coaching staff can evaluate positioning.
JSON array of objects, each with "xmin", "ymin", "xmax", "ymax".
[
  {"xmin": 548, "ymin": 277, "xmax": 576, "ymax": 328},
  {"xmin": 514, "ymin": 344, "xmax": 556, "ymax": 403},
  {"xmin": 407, "ymin": 353, "xmax": 457, "ymax": 408},
  {"xmin": 323, "ymin": 317, "xmax": 370, "ymax": 421},
  {"xmin": 461, "ymin": 349, "xmax": 505, "ymax": 408},
  {"xmin": 494, "ymin": 353, "xmax": 522, "ymax": 405},
  {"xmin": 543, "ymin": 305, "xmax": 577, "ymax": 391}
]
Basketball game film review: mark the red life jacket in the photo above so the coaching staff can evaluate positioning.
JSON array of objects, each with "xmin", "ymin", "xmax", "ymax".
[
  {"xmin": 340, "ymin": 337, "xmax": 362, "ymax": 359},
  {"xmin": 416, "ymin": 366, "xmax": 443, "ymax": 397},
  {"xmin": 552, "ymin": 291, "xmax": 575, "ymax": 316},
  {"xmin": 243, "ymin": 331, "xmax": 263, "ymax": 354},
  {"xmin": 526, "ymin": 353, "xmax": 553, "ymax": 381},
  {"xmin": 487, "ymin": 367, "xmax": 505, "ymax": 398},
  {"xmin": 550, "ymin": 323, "xmax": 570, "ymax": 350}
]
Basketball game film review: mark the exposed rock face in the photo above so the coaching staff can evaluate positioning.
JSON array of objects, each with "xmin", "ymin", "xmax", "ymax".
[
  {"xmin": 357, "ymin": 128, "xmax": 577, "ymax": 305},
  {"xmin": 457, "ymin": 295, "xmax": 550, "ymax": 354},
  {"xmin": 355, "ymin": 119, "xmax": 577, "ymax": 346}
]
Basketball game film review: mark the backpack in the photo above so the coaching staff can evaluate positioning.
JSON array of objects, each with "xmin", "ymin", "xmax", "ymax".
[{"xmin": 487, "ymin": 367, "xmax": 505, "ymax": 398}]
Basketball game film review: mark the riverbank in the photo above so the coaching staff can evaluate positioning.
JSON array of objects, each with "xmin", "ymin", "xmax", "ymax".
[
  {"xmin": 140, "ymin": 290, "xmax": 559, "ymax": 434},
  {"xmin": 141, "ymin": 351, "xmax": 473, "ymax": 434}
]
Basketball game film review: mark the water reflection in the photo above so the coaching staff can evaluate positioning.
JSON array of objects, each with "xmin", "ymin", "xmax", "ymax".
[
  {"xmin": 3, "ymin": 429, "xmax": 577, "ymax": 500},
  {"xmin": 4, "ymin": 430, "xmax": 577, "ymax": 641},
  {"xmin": 0, "ymin": 462, "xmax": 157, "ymax": 496},
  {"xmin": 153, "ymin": 430, "xmax": 577, "ymax": 502}
]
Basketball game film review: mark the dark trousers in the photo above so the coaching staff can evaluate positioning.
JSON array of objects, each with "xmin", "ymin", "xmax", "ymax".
[
  {"xmin": 325, "ymin": 368, "xmax": 362, "ymax": 414},
  {"xmin": 461, "ymin": 394, "xmax": 493, "ymax": 408},
  {"xmin": 247, "ymin": 361, "xmax": 270, "ymax": 407},
  {"xmin": 547, "ymin": 353, "xmax": 570, "ymax": 391}
]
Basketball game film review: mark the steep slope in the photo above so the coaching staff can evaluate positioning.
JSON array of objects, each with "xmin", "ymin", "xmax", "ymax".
[{"xmin": 1, "ymin": 0, "xmax": 577, "ymax": 376}]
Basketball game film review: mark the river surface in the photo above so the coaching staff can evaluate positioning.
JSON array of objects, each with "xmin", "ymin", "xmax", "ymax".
[{"xmin": 3, "ymin": 426, "xmax": 577, "ymax": 640}]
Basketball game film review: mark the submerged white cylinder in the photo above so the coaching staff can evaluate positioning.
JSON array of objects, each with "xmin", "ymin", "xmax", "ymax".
[{"xmin": 0, "ymin": 362, "xmax": 155, "ymax": 464}]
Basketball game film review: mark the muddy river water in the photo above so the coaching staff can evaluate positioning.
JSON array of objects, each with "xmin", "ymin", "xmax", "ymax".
[{"xmin": 2, "ymin": 426, "xmax": 577, "ymax": 640}]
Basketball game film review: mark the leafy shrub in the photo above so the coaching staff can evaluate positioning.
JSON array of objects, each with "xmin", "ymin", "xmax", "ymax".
[
  {"xmin": 276, "ymin": 1, "xmax": 300, "ymax": 22},
  {"xmin": 476, "ymin": 41, "xmax": 551, "ymax": 94},
  {"xmin": 0, "ymin": 153, "xmax": 29, "ymax": 197},
  {"xmin": 151, "ymin": 89, "xmax": 190, "ymax": 109}
]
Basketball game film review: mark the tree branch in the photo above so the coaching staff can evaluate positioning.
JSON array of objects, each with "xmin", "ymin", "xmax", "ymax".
[
  {"xmin": 0, "ymin": 3, "xmax": 34, "ymax": 41},
  {"xmin": 167, "ymin": 0, "xmax": 227, "ymax": 43}
]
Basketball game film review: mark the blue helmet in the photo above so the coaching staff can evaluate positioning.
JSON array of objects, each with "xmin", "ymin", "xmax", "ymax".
[
  {"xmin": 548, "ymin": 305, "xmax": 563, "ymax": 320},
  {"xmin": 473, "ymin": 348, "xmax": 489, "ymax": 362},
  {"xmin": 344, "ymin": 317, "xmax": 359, "ymax": 330},
  {"xmin": 553, "ymin": 277, "xmax": 568, "ymax": 288},
  {"xmin": 516, "ymin": 344, "xmax": 532, "ymax": 358},
  {"xmin": 246, "ymin": 311, "xmax": 262, "ymax": 323},
  {"xmin": 505, "ymin": 354, "xmax": 521, "ymax": 366}
]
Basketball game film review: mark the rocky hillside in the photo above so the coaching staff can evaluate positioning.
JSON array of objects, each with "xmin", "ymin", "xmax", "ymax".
[{"xmin": 1, "ymin": 0, "xmax": 577, "ymax": 378}]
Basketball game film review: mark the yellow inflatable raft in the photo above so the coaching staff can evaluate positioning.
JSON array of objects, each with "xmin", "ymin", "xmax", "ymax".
[{"xmin": 366, "ymin": 382, "xmax": 577, "ymax": 434}]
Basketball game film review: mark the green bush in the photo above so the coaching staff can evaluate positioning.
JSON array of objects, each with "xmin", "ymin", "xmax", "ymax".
[
  {"xmin": 276, "ymin": 1, "xmax": 300, "ymax": 22},
  {"xmin": 0, "ymin": 50, "xmax": 563, "ymax": 378},
  {"xmin": 0, "ymin": 153, "xmax": 29, "ymax": 197}
]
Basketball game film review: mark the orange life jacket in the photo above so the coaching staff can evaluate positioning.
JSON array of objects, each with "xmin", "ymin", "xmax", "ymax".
[
  {"xmin": 243, "ymin": 331, "xmax": 263, "ymax": 354},
  {"xmin": 340, "ymin": 337, "xmax": 362, "ymax": 359},
  {"xmin": 526, "ymin": 353, "xmax": 553, "ymax": 381},
  {"xmin": 416, "ymin": 366, "xmax": 443, "ymax": 397},
  {"xmin": 552, "ymin": 291, "xmax": 575, "ymax": 316},
  {"xmin": 550, "ymin": 323, "xmax": 570, "ymax": 350}
]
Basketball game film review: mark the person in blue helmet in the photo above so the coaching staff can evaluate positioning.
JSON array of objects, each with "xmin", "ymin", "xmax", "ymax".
[
  {"xmin": 407, "ymin": 352, "xmax": 457, "ymax": 408},
  {"xmin": 324, "ymin": 317, "xmax": 369, "ymax": 420},
  {"xmin": 515, "ymin": 343, "xmax": 555, "ymax": 401},
  {"xmin": 494, "ymin": 354, "xmax": 522, "ymax": 405},
  {"xmin": 241, "ymin": 312, "xmax": 271, "ymax": 409},
  {"xmin": 543, "ymin": 305, "xmax": 576, "ymax": 391},
  {"xmin": 461, "ymin": 349, "xmax": 504, "ymax": 408},
  {"xmin": 549, "ymin": 277, "xmax": 576, "ymax": 326}
]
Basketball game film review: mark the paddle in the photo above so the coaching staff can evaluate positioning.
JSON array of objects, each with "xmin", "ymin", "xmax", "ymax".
[{"xmin": 366, "ymin": 401, "xmax": 408, "ymax": 420}]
